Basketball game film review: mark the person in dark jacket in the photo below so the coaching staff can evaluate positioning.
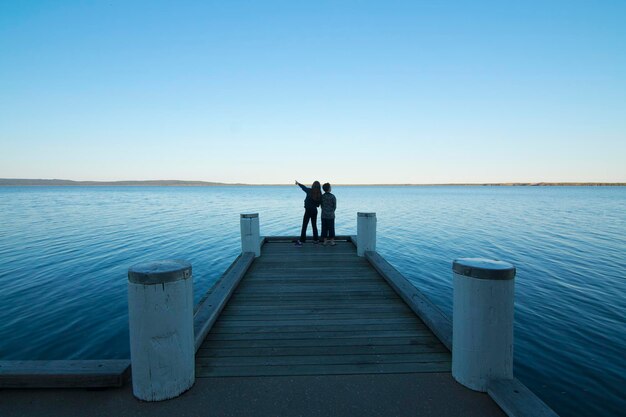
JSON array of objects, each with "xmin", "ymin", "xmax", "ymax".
[
  {"xmin": 294, "ymin": 180, "xmax": 322, "ymax": 246},
  {"xmin": 320, "ymin": 182, "xmax": 337, "ymax": 246}
]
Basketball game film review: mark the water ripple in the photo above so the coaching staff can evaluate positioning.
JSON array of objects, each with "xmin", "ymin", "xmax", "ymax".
[{"xmin": 0, "ymin": 185, "xmax": 624, "ymax": 417}]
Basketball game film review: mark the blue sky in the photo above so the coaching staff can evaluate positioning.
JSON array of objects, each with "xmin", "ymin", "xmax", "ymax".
[{"xmin": 1, "ymin": 1, "xmax": 625, "ymax": 184}]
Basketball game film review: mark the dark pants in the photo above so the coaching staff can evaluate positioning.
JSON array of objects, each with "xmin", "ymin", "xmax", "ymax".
[
  {"xmin": 300, "ymin": 208, "xmax": 318, "ymax": 242},
  {"xmin": 321, "ymin": 218, "xmax": 335, "ymax": 239}
]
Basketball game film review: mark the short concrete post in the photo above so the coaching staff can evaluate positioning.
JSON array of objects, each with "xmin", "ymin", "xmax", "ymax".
[
  {"xmin": 357, "ymin": 212, "xmax": 376, "ymax": 256},
  {"xmin": 127, "ymin": 260, "xmax": 195, "ymax": 401},
  {"xmin": 240, "ymin": 213, "xmax": 261, "ymax": 257},
  {"xmin": 452, "ymin": 258, "xmax": 516, "ymax": 392}
]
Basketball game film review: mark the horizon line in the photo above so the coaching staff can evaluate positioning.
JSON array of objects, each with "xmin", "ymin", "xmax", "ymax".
[{"xmin": 1, "ymin": 178, "xmax": 625, "ymax": 187}]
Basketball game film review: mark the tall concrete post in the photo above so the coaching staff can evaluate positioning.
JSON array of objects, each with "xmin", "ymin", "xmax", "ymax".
[
  {"xmin": 240, "ymin": 213, "xmax": 261, "ymax": 257},
  {"xmin": 452, "ymin": 258, "xmax": 516, "ymax": 392},
  {"xmin": 357, "ymin": 212, "xmax": 376, "ymax": 256},
  {"xmin": 127, "ymin": 260, "xmax": 195, "ymax": 401}
]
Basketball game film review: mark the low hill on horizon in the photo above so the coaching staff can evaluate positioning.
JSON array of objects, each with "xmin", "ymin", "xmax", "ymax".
[{"xmin": 0, "ymin": 179, "xmax": 239, "ymax": 186}]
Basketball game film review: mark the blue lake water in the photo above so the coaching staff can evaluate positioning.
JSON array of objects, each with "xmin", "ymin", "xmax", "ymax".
[{"xmin": 0, "ymin": 186, "xmax": 624, "ymax": 416}]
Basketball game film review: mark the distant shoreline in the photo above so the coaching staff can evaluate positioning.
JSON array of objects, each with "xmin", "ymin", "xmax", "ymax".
[{"xmin": 1, "ymin": 179, "xmax": 624, "ymax": 187}]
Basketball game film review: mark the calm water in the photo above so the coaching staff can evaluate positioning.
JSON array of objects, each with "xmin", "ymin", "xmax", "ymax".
[{"xmin": 0, "ymin": 186, "xmax": 624, "ymax": 416}]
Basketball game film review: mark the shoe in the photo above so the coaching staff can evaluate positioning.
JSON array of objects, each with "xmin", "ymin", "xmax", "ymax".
[
  {"xmin": 330, "ymin": 240, "xmax": 336, "ymax": 246},
  {"xmin": 294, "ymin": 241, "xmax": 303, "ymax": 247},
  {"xmin": 313, "ymin": 240, "xmax": 320, "ymax": 245},
  {"xmin": 322, "ymin": 240, "xmax": 328, "ymax": 246}
]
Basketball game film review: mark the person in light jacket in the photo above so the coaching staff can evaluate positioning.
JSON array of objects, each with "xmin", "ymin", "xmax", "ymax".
[{"xmin": 320, "ymin": 182, "xmax": 337, "ymax": 246}]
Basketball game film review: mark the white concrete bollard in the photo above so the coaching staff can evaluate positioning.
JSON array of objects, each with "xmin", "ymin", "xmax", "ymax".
[
  {"xmin": 452, "ymin": 258, "xmax": 516, "ymax": 392},
  {"xmin": 240, "ymin": 213, "xmax": 261, "ymax": 257},
  {"xmin": 357, "ymin": 212, "xmax": 376, "ymax": 257},
  {"xmin": 127, "ymin": 260, "xmax": 195, "ymax": 401}
]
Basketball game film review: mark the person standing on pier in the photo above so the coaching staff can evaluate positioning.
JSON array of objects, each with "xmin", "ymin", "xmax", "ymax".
[
  {"xmin": 320, "ymin": 183, "xmax": 337, "ymax": 246},
  {"xmin": 294, "ymin": 180, "xmax": 322, "ymax": 246}
]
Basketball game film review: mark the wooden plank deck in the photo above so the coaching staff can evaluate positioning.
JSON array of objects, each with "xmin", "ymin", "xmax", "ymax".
[
  {"xmin": 196, "ymin": 241, "xmax": 450, "ymax": 378},
  {"xmin": 0, "ymin": 360, "xmax": 130, "ymax": 388}
]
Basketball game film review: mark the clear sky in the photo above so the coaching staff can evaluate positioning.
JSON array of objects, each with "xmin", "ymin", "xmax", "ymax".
[{"xmin": 1, "ymin": 1, "xmax": 625, "ymax": 184}]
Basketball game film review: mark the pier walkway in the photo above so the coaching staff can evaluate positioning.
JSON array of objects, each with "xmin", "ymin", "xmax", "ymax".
[
  {"xmin": 1, "ymin": 237, "xmax": 508, "ymax": 417},
  {"xmin": 197, "ymin": 240, "xmax": 452, "ymax": 378}
]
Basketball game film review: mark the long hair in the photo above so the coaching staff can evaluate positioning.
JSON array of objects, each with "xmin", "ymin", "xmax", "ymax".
[{"xmin": 311, "ymin": 181, "xmax": 322, "ymax": 202}]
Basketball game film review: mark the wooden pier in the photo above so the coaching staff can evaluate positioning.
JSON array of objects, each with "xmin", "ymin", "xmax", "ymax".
[
  {"xmin": 0, "ymin": 231, "xmax": 559, "ymax": 417},
  {"xmin": 196, "ymin": 239, "xmax": 450, "ymax": 378}
]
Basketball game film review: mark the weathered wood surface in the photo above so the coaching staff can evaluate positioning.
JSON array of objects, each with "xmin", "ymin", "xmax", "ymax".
[
  {"xmin": 488, "ymin": 378, "xmax": 560, "ymax": 417},
  {"xmin": 0, "ymin": 360, "xmax": 130, "ymax": 388},
  {"xmin": 366, "ymin": 251, "xmax": 453, "ymax": 350},
  {"xmin": 264, "ymin": 236, "xmax": 353, "ymax": 243},
  {"xmin": 193, "ymin": 252, "xmax": 255, "ymax": 352},
  {"xmin": 197, "ymin": 241, "xmax": 450, "ymax": 377}
]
